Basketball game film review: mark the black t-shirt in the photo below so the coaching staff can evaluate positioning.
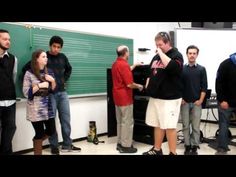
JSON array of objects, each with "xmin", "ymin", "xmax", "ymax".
[
  {"xmin": 147, "ymin": 47, "xmax": 183, "ymax": 99},
  {"xmin": 216, "ymin": 58, "xmax": 236, "ymax": 107}
]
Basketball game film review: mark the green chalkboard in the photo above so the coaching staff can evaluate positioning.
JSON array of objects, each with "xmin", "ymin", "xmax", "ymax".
[{"xmin": 0, "ymin": 22, "xmax": 133, "ymax": 98}]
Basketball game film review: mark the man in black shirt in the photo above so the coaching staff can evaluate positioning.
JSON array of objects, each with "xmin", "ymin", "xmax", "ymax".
[
  {"xmin": 0, "ymin": 29, "xmax": 17, "ymax": 155},
  {"xmin": 215, "ymin": 52, "xmax": 236, "ymax": 155},
  {"xmin": 143, "ymin": 32, "xmax": 183, "ymax": 155},
  {"xmin": 181, "ymin": 45, "xmax": 207, "ymax": 155},
  {"xmin": 47, "ymin": 36, "xmax": 81, "ymax": 155}
]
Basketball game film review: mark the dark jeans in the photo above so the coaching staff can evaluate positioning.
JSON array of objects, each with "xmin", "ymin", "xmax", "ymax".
[
  {"xmin": 0, "ymin": 103, "xmax": 16, "ymax": 155},
  {"xmin": 217, "ymin": 106, "xmax": 236, "ymax": 150},
  {"xmin": 31, "ymin": 118, "xmax": 56, "ymax": 140}
]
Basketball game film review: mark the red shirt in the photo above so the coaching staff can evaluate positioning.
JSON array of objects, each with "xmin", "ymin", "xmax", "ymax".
[{"xmin": 112, "ymin": 58, "xmax": 133, "ymax": 106}]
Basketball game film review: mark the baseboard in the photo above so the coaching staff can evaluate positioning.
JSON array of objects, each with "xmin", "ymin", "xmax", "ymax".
[{"xmin": 14, "ymin": 132, "xmax": 107, "ymax": 155}]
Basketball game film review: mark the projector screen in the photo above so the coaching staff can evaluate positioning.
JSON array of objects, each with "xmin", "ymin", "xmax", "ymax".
[{"xmin": 175, "ymin": 28, "xmax": 236, "ymax": 93}]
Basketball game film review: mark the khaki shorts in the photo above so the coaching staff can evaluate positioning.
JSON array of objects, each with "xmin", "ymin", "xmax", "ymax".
[{"xmin": 145, "ymin": 97, "xmax": 182, "ymax": 129}]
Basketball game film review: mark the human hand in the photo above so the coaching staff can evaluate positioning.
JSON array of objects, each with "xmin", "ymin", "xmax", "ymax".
[
  {"xmin": 194, "ymin": 100, "xmax": 202, "ymax": 106},
  {"xmin": 38, "ymin": 82, "xmax": 49, "ymax": 88},
  {"xmin": 138, "ymin": 84, "xmax": 143, "ymax": 91},
  {"xmin": 45, "ymin": 74, "xmax": 55, "ymax": 83},
  {"xmin": 135, "ymin": 62, "xmax": 144, "ymax": 67},
  {"xmin": 156, "ymin": 48, "xmax": 163, "ymax": 55},
  {"xmin": 181, "ymin": 99, "xmax": 186, "ymax": 105}
]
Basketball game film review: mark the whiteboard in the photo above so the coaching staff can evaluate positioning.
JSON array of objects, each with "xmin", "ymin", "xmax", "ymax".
[{"xmin": 175, "ymin": 28, "xmax": 236, "ymax": 93}]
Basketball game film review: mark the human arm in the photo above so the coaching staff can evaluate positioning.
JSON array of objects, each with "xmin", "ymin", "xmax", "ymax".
[
  {"xmin": 13, "ymin": 57, "xmax": 17, "ymax": 83},
  {"xmin": 120, "ymin": 63, "xmax": 143, "ymax": 91},
  {"xmin": 195, "ymin": 67, "xmax": 208, "ymax": 106},
  {"xmin": 45, "ymin": 74, "xmax": 56, "ymax": 90},
  {"xmin": 23, "ymin": 71, "xmax": 48, "ymax": 100},
  {"xmin": 127, "ymin": 82, "xmax": 143, "ymax": 91},
  {"xmin": 194, "ymin": 92, "xmax": 206, "ymax": 106},
  {"xmin": 165, "ymin": 52, "xmax": 184, "ymax": 75},
  {"xmin": 215, "ymin": 62, "xmax": 229, "ymax": 109},
  {"xmin": 64, "ymin": 55, "xmax": 72, "ymax": 81},
  {"xmin": 145, "ymin": 77, "xmax": 150, "ymax": 89},
  {"xmin": 130, "ymin": 62, "xmax": 144, "ymax": 71},
  {"xmin": 157, "ymin": 48, "xmax": 171, "ymax": 67}
]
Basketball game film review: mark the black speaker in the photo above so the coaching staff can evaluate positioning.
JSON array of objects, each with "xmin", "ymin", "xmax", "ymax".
[
  {"xmin": 191, "ymin": 22, "xmax": 232, "ymax": 28},
  {"xmin": 203, "ymin": 22, "xmax": 232, "ymax": 28},
  {"xmin": 132, "ymin": 65, "xmax": 149, "ymax": 96},
  {"xmin": 133, "ymin": 96, "xmax": 149, "ymax": 122},
  {"xmin": 107, "ymin": 68, "xmax": 117, "ymax": 137},
  {"xmin": 191, "ymin": 22, "xmax": 203, "ymax": 28},
  {"xmin": 133, "ymin": 122, "xmax": 154, "ymax": 145}
]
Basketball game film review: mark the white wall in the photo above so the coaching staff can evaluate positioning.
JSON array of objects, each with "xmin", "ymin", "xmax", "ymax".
[
  {"xmin": 20, "ymin": 22, "xmax": 182, "ymax": 64},
  {"xmin": 176, "ymin": 28, "xmax": 236, "ymax": 94},
  {"xmin": 14, "ymin": 96, "xmax": 107, "ymax": 151},
  {"xmin": 13, "ymin": 22, "xmax": 188, "ymax": 152}
]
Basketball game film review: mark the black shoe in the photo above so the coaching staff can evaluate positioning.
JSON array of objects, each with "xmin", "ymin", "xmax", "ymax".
[
  {"xmin": 215, "ymin": 148, "xmax": 227, "ymax": 155},
  {"xmin": 51, "ymin": 147, "xmax": 60, "ymax": 155},
  {"xmin": 191, "ymin": 145, "xmax": 199, "ymax": 155},
  {"xmin": 61, "ymin": 145, "xmax": 81, "ymax": 152},
  {"xmin": 184, "ymin": 145, "xmax": 191, "ymax": 155},
  {"xmin": 169, "ymin": 152, "xmax": 177, "ymax": 155},
  {"xmin": 116, "ymin": 143, "xmax": 122, "ymax": 151},
  {"xmin": 118, "ymin": 145, "xmax": 137, "ymax": 153},
  {"xmin": 143, "ymin": 147, "xmax": 163, "ymax": 155},
  {"xmin": 117, "ymin": 143, "xmax": 134, "ymax": 151}
]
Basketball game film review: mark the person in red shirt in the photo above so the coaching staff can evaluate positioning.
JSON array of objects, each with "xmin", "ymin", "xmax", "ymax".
[{"xmin": 112, "ymin": 45, "xmax": 143, "ymax": 153}]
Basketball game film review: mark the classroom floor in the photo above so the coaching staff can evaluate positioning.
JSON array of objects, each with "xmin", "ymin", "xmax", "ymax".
[{"xmin": 23, "ymin": 122, "xmax": 236, "ymax": 155}]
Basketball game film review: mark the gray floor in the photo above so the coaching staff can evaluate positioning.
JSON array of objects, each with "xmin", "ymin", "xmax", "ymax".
[{"xmin": 24, "ymin": 122, "xmax": 236, "ymax": 155}]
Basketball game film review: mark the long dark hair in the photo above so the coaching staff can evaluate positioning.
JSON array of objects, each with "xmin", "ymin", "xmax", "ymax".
[{"xmin": 31, "ymin": 49, "xmax": 48, "ymax": 81}]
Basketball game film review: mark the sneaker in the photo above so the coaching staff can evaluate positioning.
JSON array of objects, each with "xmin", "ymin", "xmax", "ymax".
[
  {"xmin": 143, "ymin": 147, "xmax": 163, "ymax": 155},
  {"xmin": 61, "ymin": 145, "xmax": 81, "ymax": 152},
  {"xmin": 118, "ymin": 145, "xmax": 137, "ymax": 153},
  {"xmin": 215, "ymin": 148, "xmax": 227, "ymax": 155},
  {"xmin": 51, "ymin": 147, "xmax": 60, "ymax": 155}
]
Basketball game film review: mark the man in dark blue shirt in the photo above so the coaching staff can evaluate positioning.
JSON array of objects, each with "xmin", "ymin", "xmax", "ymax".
[{"xmin": 181, "ymin": 45, "xmax": 207, "ymax": 155}]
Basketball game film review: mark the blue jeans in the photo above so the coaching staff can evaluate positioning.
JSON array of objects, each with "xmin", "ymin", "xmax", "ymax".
[
  {"xmin": 49, "ymin": 92, "xmax": 72, "ymax": 149},
  {"xmin": 217, "ymin": 106, "xmax": 236, "ymax": 150},
  {"xmin": 0, "ymin": 103, "xmax": 16, "ymax": 155}
]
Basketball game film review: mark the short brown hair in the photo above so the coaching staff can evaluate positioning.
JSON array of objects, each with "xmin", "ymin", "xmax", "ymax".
[
  {"xmin": 186, "ymin": 45, "xmax": 199, "ymax": 54},
  {"xmin": 155, "ymin": 32, "xmax": 171, "ymax": 44}
]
